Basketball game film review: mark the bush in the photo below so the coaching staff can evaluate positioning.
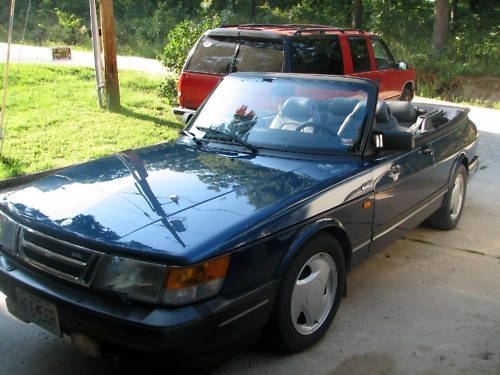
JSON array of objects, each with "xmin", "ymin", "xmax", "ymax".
[
  {"xmin": 158, "ymin": 75, "xmax": 179, "ymax": 106},
  {"xmin": 157, "ymin": 11, "xmax": 232, "ymax": 103},
  {"xmin": 159, "ymin": 11, "xmax": 232, "ymax": 75}
]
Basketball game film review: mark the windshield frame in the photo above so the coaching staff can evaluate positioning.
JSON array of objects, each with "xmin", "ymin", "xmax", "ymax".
[{"xmin": 185, "ymin": 73, "xmax": 378, "ymax": 157}]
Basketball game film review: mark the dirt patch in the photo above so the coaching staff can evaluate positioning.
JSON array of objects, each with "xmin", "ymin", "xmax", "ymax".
[{"xmin": 417, "ymin": 73, "xmax": 500, "ymax": 106}]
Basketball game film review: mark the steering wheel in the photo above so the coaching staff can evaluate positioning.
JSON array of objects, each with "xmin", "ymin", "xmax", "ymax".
[{"xmin": 294, "ymin": 122, "xmax": 337, "ymax": 136}]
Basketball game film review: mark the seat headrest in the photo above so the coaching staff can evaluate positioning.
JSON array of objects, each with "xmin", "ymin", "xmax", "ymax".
[
  {"xmin": 280, "ymin": 97, "xmax": 314, "ymax": 122},
  {"xmin": 375, "ymin": 101, "xmax": 391, "ymax": 123},
  {"xmin": 329, "ymin": 97, "xmax": 359, "ymax": 116},
  {"xmin": 386, "ymin": 101, "xmax": 417, "ymax": 122}
]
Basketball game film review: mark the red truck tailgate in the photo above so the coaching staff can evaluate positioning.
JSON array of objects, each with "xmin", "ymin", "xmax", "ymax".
[{"xmin": 178, "ymin": 72, "xmax": 223, "ymax": 109}]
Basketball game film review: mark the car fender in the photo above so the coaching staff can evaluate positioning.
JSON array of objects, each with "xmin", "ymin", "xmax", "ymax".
[
  {"xmin": 275, "ymin": 218, "xmax": 352, "ymax": 279},
  {"xmin": 448, "ymin": 152, "xmax": 468, "ymax": 185}
]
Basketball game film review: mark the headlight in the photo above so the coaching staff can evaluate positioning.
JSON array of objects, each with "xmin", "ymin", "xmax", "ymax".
[
  {"xmin": 93, "ymin": 253, "xmax": 230, "ymax": 306},
  {"xmin": 162, "ymin": 254, "xmax": 230, "ymax": 306},
  {"xmin": 0, "ymin": 210, "xmax": 19, "ymax": 255},
  {"xmin": 94, "ymin": 255, "xmax": 166, "ymax": 304}
]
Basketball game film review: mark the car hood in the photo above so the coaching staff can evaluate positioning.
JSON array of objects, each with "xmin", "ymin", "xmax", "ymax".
[{"xmin": 1, "ymin": 142, "xmax": 366, "ymax": 264}]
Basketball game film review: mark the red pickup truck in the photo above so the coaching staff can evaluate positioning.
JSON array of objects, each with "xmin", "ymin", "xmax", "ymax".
[{"xmin": 173, "ymin": 24, "xmax": 416, "ymax": 118}]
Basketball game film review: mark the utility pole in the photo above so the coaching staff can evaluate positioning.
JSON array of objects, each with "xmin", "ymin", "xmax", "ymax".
[
  {"xmin": 100, "ymin": 0, "xmax": 120, "ymax": 112},
  {"xmin": 1, "ymin": 0, "xmax": 16, "ymax": 155},
  {"xmin": 89, "ymin": 0, "xmax": 104, "ymax": 108}
]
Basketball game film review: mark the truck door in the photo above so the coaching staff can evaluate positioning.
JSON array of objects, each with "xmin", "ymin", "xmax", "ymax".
[{"xmin": 369, "ymin": 37, "xmax": 405, "ymax": 100}]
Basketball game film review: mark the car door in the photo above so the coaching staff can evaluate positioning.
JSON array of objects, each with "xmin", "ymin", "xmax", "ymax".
[{"xmin": 368, "ymin": 144, "xmax": 438, "ymax": 255}]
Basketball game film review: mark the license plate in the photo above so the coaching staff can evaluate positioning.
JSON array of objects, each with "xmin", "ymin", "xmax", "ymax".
[{"xmin": 9, "ymin": 288, "xmax": 61, "ymax": 337}]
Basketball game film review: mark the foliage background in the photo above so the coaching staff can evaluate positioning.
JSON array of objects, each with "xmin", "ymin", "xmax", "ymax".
[{"xmin": 1, "ymin": 0, "xmax": 499, "ymax": 104}]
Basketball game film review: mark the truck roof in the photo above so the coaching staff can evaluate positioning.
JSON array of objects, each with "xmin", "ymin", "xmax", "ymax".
[{"xmin": 213, "ymin": 24, "xmax": 377, "ymax": 37}]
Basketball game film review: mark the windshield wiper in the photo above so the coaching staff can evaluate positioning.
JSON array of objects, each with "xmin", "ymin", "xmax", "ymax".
[
  {"xmin": 195, "ymin": 126, "xmax": 258, "ymax": 154},
  {"xmin": 178, "ymin": 129, "xmax": 203, "ymax": 146}
]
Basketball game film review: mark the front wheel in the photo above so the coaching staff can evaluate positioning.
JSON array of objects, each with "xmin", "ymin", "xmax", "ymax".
[
  {"xmin": 269, "ymin": 234, "xmax": 345, "ymax": 352},
  {"xmin": 400, "ymin": 86, "xmax": 414, "ymax": 101},
  {"xmin": 427, "ymin": 164, "xmax": 467, "ymax": 230}
]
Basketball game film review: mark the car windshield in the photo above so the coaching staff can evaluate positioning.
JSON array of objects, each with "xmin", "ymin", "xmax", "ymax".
[{"xmin": 189, "ymin": 75, "xmax": 373, "ymax": 155}]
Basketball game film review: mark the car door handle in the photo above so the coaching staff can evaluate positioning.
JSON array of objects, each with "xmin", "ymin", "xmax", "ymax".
[
  {"xmin": 360, "ymin": 182, "xmax": 372, "ymax": 192},
  {"xmin": 420, "ymin": 146, "xmax": 434, "ymax": 156},
  {"xmin": 390, "ymin": 165, "xmax": 401, "ymax": 173}
]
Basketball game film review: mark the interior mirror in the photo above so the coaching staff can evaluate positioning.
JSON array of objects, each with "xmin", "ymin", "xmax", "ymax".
[{"xmin": 398, "ymin": 61, "xmax": 408, "ymax": 71}]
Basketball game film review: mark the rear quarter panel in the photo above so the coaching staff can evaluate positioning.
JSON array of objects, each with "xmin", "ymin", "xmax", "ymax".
[{"xmin": 423, "ymin": 112, "xmax": 479, "ymax": 190}]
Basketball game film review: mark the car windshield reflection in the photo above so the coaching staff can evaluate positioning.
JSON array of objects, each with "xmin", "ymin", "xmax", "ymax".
[{"xmin": 189, "ymin": 75, "xmax": 372, "ymax": 154}]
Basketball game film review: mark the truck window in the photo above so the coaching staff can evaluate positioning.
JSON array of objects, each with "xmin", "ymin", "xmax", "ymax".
[
  {"xmin": 234, "ymin": 39, "xmax": 284, "ymax": 72},
  {"xmin": 347, "ymin": 37, "xmax": 371, "ymax": 73},
  {"xmin": 186, "ymin": 36, "xmax": 238, "ymax": 74},
  {"xmin": 187, "ymin": 36, "xmax": 284, "ymax": 75},
  {"xmin": 291, "ymin": 36, "xmax": 343, "ymax": 75},
  {"xmin": 370, "ymin": 38, "xmax": 396, "ymax": 70}
]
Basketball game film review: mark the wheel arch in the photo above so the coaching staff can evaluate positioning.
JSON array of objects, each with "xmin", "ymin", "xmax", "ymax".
[
  {"xmin": 276, "ymin": 218, "xmax": 352, "ymax": 279},
  {"xmin": 400, "ymin": 80, "xmax": 415, "ymax": 100},
  {"xmin": 403, "ymin": 80, "xmax": 414, "ymax": 91},
  {"xmin": 448, "ymin": 153, "xmax": 469, "ymax": 185}
]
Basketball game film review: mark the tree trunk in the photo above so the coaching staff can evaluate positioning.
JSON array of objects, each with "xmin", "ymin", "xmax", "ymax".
[
  {"xmin": 470, "ymin": 0, "xmax": 479, "ymax": 12},
  {"xmin": 250, "ymin": 0, "xmax": 256, "ymax": 23},
  {"xmin": 432, "ymin": 0, "xmax": 449, "ymax": 56},
  {"xmin": 345, "ymin": 0, "xmax": 352, "ymax": 27},
  {"xmin": 352, "ymin": 0, "xmax": 362, "ymax": 29},
  {"xmin": 451, "ymin": 0, "xmax": 458, "ymax": 24}
]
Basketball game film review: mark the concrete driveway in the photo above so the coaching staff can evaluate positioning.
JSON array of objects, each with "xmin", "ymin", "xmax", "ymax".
[{"xmin": 0, "ymin": 46, "xmax": 499, "ymax": 373}]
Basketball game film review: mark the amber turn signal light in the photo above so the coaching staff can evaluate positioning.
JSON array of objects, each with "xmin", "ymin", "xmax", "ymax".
[{"xmin": 165, "ymin": 254, "xmax": 230, "ymax": 289}]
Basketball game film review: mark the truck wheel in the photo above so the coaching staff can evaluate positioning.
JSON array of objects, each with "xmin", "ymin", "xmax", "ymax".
[
  {"xmin": 270, "ymin": 234, "xmax": 345, "ymax": 352},
  {"xmin": 427, "ymin": 165, "xmax": 467, "ymax": 230}
]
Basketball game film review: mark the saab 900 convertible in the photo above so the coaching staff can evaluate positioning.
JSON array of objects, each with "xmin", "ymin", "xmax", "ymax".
[{"xmin": 0, "ymin": 73, "xmax": 478, "ymax": 358}]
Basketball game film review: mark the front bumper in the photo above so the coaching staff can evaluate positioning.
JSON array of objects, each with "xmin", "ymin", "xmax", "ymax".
[{"xmin": 0, "ymin": 253, "xmax": 277, "ymax": 356}]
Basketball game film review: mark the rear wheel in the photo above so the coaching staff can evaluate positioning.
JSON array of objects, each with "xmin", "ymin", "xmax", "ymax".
[
  {"xmin": 427, "ymin": 164, "xmax": 467, "ymax": 230},
  {"xmin": 269, "ymin": 234, "xmax": 345, "ymax": 352}
]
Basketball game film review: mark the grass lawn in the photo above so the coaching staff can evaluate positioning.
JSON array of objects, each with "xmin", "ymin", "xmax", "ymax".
[{"xmin": 0, "ymin": 63, "xmax": 182, "ymax": 179}]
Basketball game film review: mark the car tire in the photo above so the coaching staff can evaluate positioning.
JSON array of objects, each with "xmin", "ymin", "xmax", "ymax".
[
  {"xmin": 400, "ymin": 86, "xmax": 414, "ymax": 101},
  {"xmin": 269, "ymin": 233, "xmax": 345, "ymax": 352},
  {"xmin": 427, "ymin": 164, "xmax": 467, "ymax": 230}
]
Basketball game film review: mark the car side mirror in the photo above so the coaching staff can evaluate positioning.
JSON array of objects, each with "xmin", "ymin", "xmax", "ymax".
[
  {"xmin": 398, "ymin": 61, "xmax": 408, "ymax": 71},
  {"xmin": 375, "ymin": 130, "xmax": 415, "ymax": 151}
]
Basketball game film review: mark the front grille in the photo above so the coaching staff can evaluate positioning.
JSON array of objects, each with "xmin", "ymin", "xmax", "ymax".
[{"xmin": 18, "ymin": 227, "xmax": 104, "ymax": 287}]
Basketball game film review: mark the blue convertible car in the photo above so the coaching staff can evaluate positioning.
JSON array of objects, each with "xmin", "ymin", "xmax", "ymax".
[{"xmin": 0, "ymin": 73, "xmax": 479, "ymax": 357}]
